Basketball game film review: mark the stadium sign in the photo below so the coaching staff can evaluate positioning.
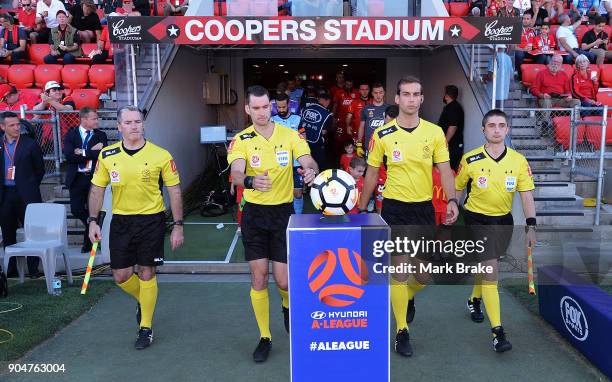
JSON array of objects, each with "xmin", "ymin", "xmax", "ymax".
[{"xmin": 108, "ymin": 16, "xmax": 521, "ymax": 45}]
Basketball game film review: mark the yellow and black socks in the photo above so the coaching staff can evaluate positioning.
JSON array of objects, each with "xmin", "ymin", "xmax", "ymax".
[
  {"xmin": 390, "ymin": 278, "xmax": 409, "ymax": 332},
  {"xmin": 139, "ymin": 277, "xmax": 158, "ymax": 329},
  {"xmin": 278, "ymin": 288, "xmax": 289, "ymax": 310},
  {"xmin": 406, "ymin": 276, "xmax": 426, "ymax": 300},
  {"xmin": 470, "ymin": 274, "xmax": 483, "ymax": 300},
  {"xmin": 251, "ymin": 288, "xmax": 272, "ymax": 339},
  {"xmin": 481, "ymin": 281, "xmax": 501, "ymax": 329},
  {"xmin": 117, "ymin": 273, "xmax": 140, "ymax": 301}
]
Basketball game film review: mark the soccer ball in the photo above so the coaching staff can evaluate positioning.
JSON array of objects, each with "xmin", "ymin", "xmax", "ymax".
[{"xmin": 310, "ymin": 169, "xmax": 357, "ymax": 215}]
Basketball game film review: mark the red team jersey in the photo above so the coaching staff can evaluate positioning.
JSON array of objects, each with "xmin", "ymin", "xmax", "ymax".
[
  {"xmin": 347, "ymin": 97, "xmax": 371, "ymax": 138},
  {"xmin": 340, "ymin": 154, "xmax": 354, "ymax": 173},
  {"xmin": 335, "ymin": 89, "xmax": 359, "ymax": 136}
]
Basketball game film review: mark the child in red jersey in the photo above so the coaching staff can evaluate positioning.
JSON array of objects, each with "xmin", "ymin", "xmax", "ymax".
[
  {"xmin": 348, "ymin": 157, "xmax": 366, "ymax": 214},
  {"xmin": 339, "ymin": 140, "xmax": 356, "ymax": 173}
]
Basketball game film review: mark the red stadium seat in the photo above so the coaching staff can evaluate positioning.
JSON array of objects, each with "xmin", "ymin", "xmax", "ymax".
[
  {"xmin": 88, "ymin": 65, "xmax": 115, "ymax": 92},
  {"xmin": 553, "ymin": 116, "xmax": 585, "ymax": 149},
  {"xmin": 549, "ymin": 24, "xmax": 559, "ymax": 37},
  {"xmin": 8, "ymin": 64, "xmax": 36, "ymax": 89},
  {"xmin": 214, "ymin": 0, "xmax": 227, "ymax": 16},
  {"xmin": 449, "ymin": 1, "xmax": 470, "ymax": 16},
  {"xmin": 71, "ymin": 88, "xmax": 101, "ymax": 109},
  {"xmin": 76, "ymin": 43, "xmax": 98, "ymax": 64},
  {"xmin": 28, "ymin": 44, "xmax": 51, "ymax": 65},
  {"xmin": 34, "ymin": 64, "xmax": 62, "ymax": 88},
  {"xmin": 583, "ymin": 116, "xmax": 612, "ymax": 148},
  {"xmin": 19, "ymin": 88, "xmax": 42, "ymax": 103},
  {"xmin": 521, "ymin": 64, "xmax": 546, "ymax": 87},
  {"xmin": 61, "ymin": 65, "xmax": 89, "ymax": 89},
  {"xmin": 0, "ymin": 64, "xmax": 9, "ymax": 82},
  {"xmin": 601, "ymin": 65, "xmax": 612, "ymax": 87},
  {"xmin": 575, "ymin": 25, "xmax": 591, "ymax": 44},
  {"xmin": 561, "ymin": 64, "xmax": 575, "ymax": 79},
  {"xmin": 597, "ymin": 90, "xmax": 612, "ymax": 105}
]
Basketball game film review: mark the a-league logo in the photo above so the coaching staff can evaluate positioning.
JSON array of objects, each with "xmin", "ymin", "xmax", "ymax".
[{"xmin": 307, "ymin": 248, "xmax": 368, "ymax": 308}]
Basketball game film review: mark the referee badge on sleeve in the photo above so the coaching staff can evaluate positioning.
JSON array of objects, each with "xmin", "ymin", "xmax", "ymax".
[
  {"xmin": 276, "ymin": 150, "xmax": 289, "ymax": 167},
  {"xmin": 477, "ymin": 175, "xmax": 488, "ymax": 188},
  {"xmin": 111, "ymin": 170, "xmax": 120, "ymax": 183}
]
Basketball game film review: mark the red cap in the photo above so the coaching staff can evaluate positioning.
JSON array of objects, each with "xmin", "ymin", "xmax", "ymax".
[{"xmin": 0, "ymin": 83, "xmax": 15, "ymax": 99}]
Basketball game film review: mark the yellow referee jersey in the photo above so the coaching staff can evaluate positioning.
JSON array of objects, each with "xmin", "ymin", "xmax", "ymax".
[
  {"xmin": 455, "ymin": 145, "xmax": 535, "ymax": 216},
  {"xmin": 367, "ymin": 118, "xmax": 450, "ymax": 203},
  {"xmin": 91, "ymin": 141, "xmax": 180, "ymax": 215},
  {"xmin": 227, "ymin": 123, "xmax": 310, "ymax": 205}
]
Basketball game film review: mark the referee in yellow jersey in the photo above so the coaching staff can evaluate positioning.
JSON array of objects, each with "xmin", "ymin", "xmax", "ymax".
[
  {"xmin": 227, "ymin": 85, "xmax": 319, "ymax": 363},
  {"xmin": 88, "ymin": 106, "xmax": 184, "ymax": 350},
  {"xmin": 358, "ymin": 76, "xmax": 459, "ymax": 357},
  {"xmin": 455, "ymin": 109, "xmax": 536, "ymax": 352}
]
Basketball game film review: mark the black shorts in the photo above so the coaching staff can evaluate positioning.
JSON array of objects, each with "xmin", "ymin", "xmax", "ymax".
[
  {"xmin": 463, "ymin": 209, "xmax": 514, "ymax": 261},
  {"xmin": 109, "ymin": 212, "xmax": 166, "ymax": 269},
  {"xmin": 241, "ymin": 202, "xmax": 293, "ymax": 263},
  {"xmin": 381, "ymin": 199, "xmax": 435, "ymax": 226}
]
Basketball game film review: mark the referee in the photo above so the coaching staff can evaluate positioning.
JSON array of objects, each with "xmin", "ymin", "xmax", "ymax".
[
  {"xmin": 455, "ymin": 109, "xmax": 536, "ymax": 352},
  {"xmin": 88, "ymin": 106, "xmax": 184, "ymax": 350},
  {"xmin": 228, "ymin": 85, "xmax": 319, "ymax": 363},
  {"xmin": 358, "ymin": 76, "xmax": 458, "ymax": 357}
]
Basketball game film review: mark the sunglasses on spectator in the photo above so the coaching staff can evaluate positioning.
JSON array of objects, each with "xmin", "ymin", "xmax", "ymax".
[{"xmin": 22, "ymin": 3, "xmax": 31, "ymax": 6}]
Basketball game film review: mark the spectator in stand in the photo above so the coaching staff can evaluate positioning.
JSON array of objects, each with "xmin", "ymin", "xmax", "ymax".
[
  {"xmin": 515, "ymin": 11, "xmax": 537, "ymax": 79},
  {"xmin": 581, "ymin": 16, "xmax": 612, "ymax": 64},
  {"xmin": 69, "ymin": 0, "xmax": 102, "ymax": 43},
  {"xmin": 102, "ymin": 0, "xmax": 123, "ymax": 16},
  {"xmin": 598, "ymin": 0, "xmax": 612, "ymax": 22},
  {"xmin": 0, "ymin": 84, "xmax": 40, "ymax": 111},
  {"xmin": 469, "ymin": 0, "xmax": 487, "ymax": 16},
  {"xmin": 542, "ymin": 0, "xmax": 565, "ymax": 24},
  {"xmin": 43, "ymin": 10, "xmax": 81, "ymax": 64},
  {"xmin": 483, "ymin": 45, "xmax": 514, "ymax": 108},
  {"xmin": 531, "ymin": 54, "xmax": 580, "ymax": 108},
  {"xmin": 571, "ymin": 0, "xmax": 601, "ymax": 24},
  {"xmin": 33, "ymin": 80, "xmax": 75, "ymax": 143},
  {"xmin": 164, "ymin": 0, "xmax": 189, "ymax": 16},
  {"xmin": 557, "ymin": 13, "xmax": 597, "ymax": 64},
  {"xmin": 530, "ymin": 21, "xmax": 556, "ymax": 64},
  {"xmin": 530, "ymin": 0, "xmax": 550, "ymax": 26},
  {"xmin": 133, "ymin": 0, "xmax": 151, "ymax": 15},
  {"xmin": 17, "ymin": 0, "xmax": 37, "ymax": 39},
  {"xmin": 34, "ymin": 0, "xmax": 67, "ymax": 43},
  {"xmin": 487, "ymin": 0, "xmax": 505, "ymax": 16},
  {"xmin": 571, "ymin": 54, "xmax": 602, "ymax": 109},
  {"xmin": 89, "ymin": 24, "xmax": 110, "ymax": 64},
  {"xmin": 497, "ymin": 0, "xmax": 520, "ymax": 16},
  {"xmin": 0, "ymin": 14, "xmax": 27, "ymax": 64},
  {"xmin": 112, "ymin": 0, "xmax": 141, "ymax": 16}
]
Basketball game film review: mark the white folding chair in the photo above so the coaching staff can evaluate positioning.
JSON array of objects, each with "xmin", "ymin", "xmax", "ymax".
[{"xmin": 2, "ymin": 203, "xmax": 73, "ymax": 294}]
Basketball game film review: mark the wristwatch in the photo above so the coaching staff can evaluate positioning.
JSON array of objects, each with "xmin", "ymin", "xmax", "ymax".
[
  {"xmin": 525, "ymin": 225, "xmax": 536, "ymax": 233},
  {"xmin": 86, "ymin": 216, "xmax": 98, "ymax": 225},
  {"xmin": 174, "ymin": 220, "xmax": 184, "ymax": 226}
]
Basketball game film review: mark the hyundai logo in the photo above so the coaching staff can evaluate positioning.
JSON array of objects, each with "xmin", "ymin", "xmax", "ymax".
[{"xmin": 311, "ymin": 311, "xmax": 326, "ymax": 320}]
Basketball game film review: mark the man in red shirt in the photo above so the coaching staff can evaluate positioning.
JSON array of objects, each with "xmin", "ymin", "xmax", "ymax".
[
  {"xmin": 346, "ymin": 81, "xmax": 371, "ymax": 143},
  {"xmin": 0, "ymin": 84, "xmax": 39, "ymax": 111},
  {"xmin": 531, "ymin": 54, "xmax": 580, "ymax": 108},
  {"xmin": 17, "ymin": 0, "xmax": 37, "ymax": 40},
  {"xmin": 329, "ymin": 71, "xmax": 345, "ymax": 109},
  {"xmin": 515, "ymin": 11, "xmax": 537, "ymax": 79}
]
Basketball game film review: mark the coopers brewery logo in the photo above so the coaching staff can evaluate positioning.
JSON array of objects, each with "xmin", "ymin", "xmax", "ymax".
[
  {"xmin": 112, "ymin": 19, "xmax": 143, "ymax": 41},
  {"xmin": 308, "ymin": 248, "xmax": 368, "ymax": 307},
  {"xmin": 560, "ymin": 296, "xmax": 589, "ymax": 341},
  {"xmin": 484, "ymin": 20, "xmax": 514, "ymax": 41}
]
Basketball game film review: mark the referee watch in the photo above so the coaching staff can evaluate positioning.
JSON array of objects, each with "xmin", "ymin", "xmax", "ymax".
[
  {"xmin": 525, "ymin": 217, "xmax": 537, "ymax": 233},
  {"xmin": 86, "ymin": 216, "xmax": 98, "ymax": 225},
  {"xmin": 174, "ymin": 220, "xmax": 184, "ymax": 226}
]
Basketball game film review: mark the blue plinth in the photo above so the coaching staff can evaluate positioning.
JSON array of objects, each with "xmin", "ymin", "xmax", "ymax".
[
  {"xmin": 287, "ymin": 213, "xmax": 390, "ymax": 382},
  {"xmin": 538, "ymin": 265, "xmax": 612, "ymax": 378}
]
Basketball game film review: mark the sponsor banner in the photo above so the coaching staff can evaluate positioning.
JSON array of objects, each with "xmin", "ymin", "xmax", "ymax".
[
  {"xmin": 108, "ymin": 16, "xmax": 521, "ymax": 45},
  {"xmin": 287, "ymin": 214, "xmax": 390, "ymax": 382},
  {"xmin": 538, "ymin": 265, "xmax": 612, "ymax": 378}
]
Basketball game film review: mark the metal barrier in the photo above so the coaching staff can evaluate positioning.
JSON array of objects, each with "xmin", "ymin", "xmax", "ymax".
[
  {"xmin": 0, "ymin": 108, "xmax": 119, "ymax": 183},
  {"xmin": 506, "ymin": 106, "xmax": 611, "ymax": 225}
]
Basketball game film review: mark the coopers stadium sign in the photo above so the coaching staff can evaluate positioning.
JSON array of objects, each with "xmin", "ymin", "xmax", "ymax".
[{"xmin": 108, "ymin": 16, "xmax": 521, "ymax": 45}]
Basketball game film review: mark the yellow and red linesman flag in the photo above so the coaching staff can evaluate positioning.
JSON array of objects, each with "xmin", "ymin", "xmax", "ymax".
[
  {"xmin": 81, "ymin": 210, "xmax": 107, "ymax": 295},
  {"xmin": 527, "ymin": 246, "xmax": 536, "ymax": 295}
]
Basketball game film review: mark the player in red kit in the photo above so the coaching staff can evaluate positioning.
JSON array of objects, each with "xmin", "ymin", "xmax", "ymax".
[
  {"xmin": 333, "ymin": 77, "xmax": 358, "ymax": 160},
  {"xmin": 346, "ymin": 81, "xmax": 372, "ymax": 142}
]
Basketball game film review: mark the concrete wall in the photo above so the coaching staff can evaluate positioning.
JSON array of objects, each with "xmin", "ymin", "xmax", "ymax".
[{"xmin": 145, "ymin": 47, "xmax": 218, "ymax": 188}]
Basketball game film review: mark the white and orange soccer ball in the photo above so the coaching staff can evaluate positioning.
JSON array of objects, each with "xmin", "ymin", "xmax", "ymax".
[{"xmin": 310, "ymin": 169, "xmax": 357, "ymax": 215}]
